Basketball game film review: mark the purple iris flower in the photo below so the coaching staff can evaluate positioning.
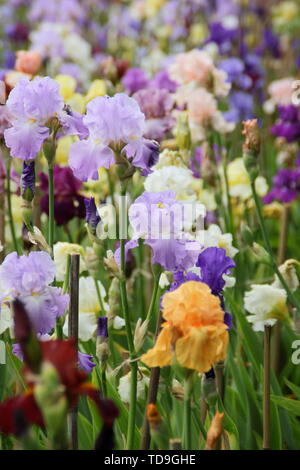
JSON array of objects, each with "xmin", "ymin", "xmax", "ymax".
[
  {"xmin": 122, "ymin": 68, "xmax": 149, "ymax": 94},
  {"xmin": 150, "ymin": 70, "xmax": 177, "ymax": 93},
  {"xmin": 169, "ymin": 247, "xmax": 235, "ymax": 329},
  {"xmin": 134, "ymin": 140, "xmax": 160, "ymax": 177},
  {"xmin": 204, "ymin": 22, "xmax": 238, "ymax": 54},
  {"xmin": 69, "ymin": 93, "xmax": 157, "ymax": 181},
  {"xmin": 115, "ymin": 191, "xmax": 199, "ymax": 272},
  {"xmin": 271, "ymin": 105, "xmax": 300, "ymax": 143},
  {"xmin": 263, "ymin": 168, "xmax": 300, "ymax": 204},
  {"xmin": 224, "ymin": 91, "xmax": 254, "ymax": 123},
  {"xmin": 196, "ymin": 247, "xmax": 236, "ymax": 296},
  {"xmin": 263, "ymin": 28, "xmax": 281, "ymax": 59},
  {"xmin": 0, "ymin": 251, "xmax": 69, "ymax": 334},
  {"xmin": 78, "ymin": 352, "xmax": 96, "ymax": 374}
]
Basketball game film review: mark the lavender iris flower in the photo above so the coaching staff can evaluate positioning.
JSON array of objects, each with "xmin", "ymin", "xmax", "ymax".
[
  {"xmin": 4, "ymin": 76, "xmax": 87, "ymax": 160},
  {"xmin": 0, "ymin": 251, "xmax": 69, "ymax": 334},
  {"xmin": 132, "ymin": 88, "xmax": 175, "ymax": 142},
  {"xmin": 115, "ymin": 191, "xmax": 199, "ymax": 272},
  {"xmin": 69, "ymin": 93, "xmax": 158, "ymax": 181}
]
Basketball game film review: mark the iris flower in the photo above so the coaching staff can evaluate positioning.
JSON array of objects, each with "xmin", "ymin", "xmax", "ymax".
[{"xmin": 141, "ymin": 281, "xmax": 228, "ymax": 373}]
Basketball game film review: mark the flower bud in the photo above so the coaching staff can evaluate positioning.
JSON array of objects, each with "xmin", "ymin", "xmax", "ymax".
[
  {"xmin": 34, "ymin": 362, "xmax": 68, "ymax": 438},
  {"xmin": 241, "ymin": 222, "xmax": 254, "ymax": 245},
  {"xmin": 84, "ymin": 197, "xmax": 100, "ymax": 236},
  {"xmin": 134, "ymin": 318, "xmax": 149, "ymax": 352},
  {"xmin": 174, "ymin": 111, "xmax": 191, "ymax": 151},
  {"xmin": 43, "ymin": 138, "xmax": 57, "ymax": 165},
  {"xmin": 250, "ymin": 242, "xmax": 272, "ymax": 264},
  {"xmin": 272, "ymin": 259, "xmax": 300, "ymax": 292},
  {"xmin": 242, "ymin": 119, "xmax": 260, "ymax": 182},
  {"xmin": 147, "ymin": 404, "xmax": 169, "ymax": 449},
  {"xmin": 21, "ymin": 161, "xmax": 35, "ymax": 202},
  {"xmin": 205, "ymin": 411, "xmax": 224, "ymax": 450},
  {"xmin": 201, "ymin": 370, "xmax": 218, "ymax": 407}
]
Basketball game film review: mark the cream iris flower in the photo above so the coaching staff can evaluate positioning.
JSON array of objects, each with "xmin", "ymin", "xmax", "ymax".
[{"xmin": 244, "ymin": 284, "xmax": 289, "ymax": 331}]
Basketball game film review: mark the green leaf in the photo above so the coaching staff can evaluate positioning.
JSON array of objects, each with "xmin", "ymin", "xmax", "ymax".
[
  {"xmin": 78, "ymin": 412, "xmax": 94, "ymax": 450},
  {"xmin": 271, "ymin": 395, "xmax": 300, "ymax": 417}
]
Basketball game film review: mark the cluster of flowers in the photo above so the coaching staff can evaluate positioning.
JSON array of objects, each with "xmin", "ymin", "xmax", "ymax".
[{"xmin": 0, "ymin": 0, "xmax": 300, "ymax": 452}]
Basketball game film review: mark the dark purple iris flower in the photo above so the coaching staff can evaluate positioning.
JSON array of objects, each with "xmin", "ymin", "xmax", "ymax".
[
  {"xmin": 271, "ymin": 105, "xmax": 300, "ymax": 143},
  {"xmin": 40, "ymin": 164, "xmax": 85, "ymax": 226},
  {"xmin": 196, "ymin": 247, "xmax": 236, "ymax": 296},
  {"xmin": 263, "ymin": 168, "xmax": 300, "ymax": 204},
  {"xmin": 169, "ymin": 247, "xmax": 235, "ymax": 329}
]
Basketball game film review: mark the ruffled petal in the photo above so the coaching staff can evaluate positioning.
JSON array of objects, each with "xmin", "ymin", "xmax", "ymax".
[
  {"xmin": 4, "ymin": 122, "xmax": 49, "ymax": 160},
  {"xmin": 69, "ymin": 139, "xmax": 114, "ymax": 181},
  {"xmin": 141, "ymin": 323, "xmax": 173, "ymax": 368},
  {"xmin": 176, "ymin": 325, "xmax": 228, "ymax": 373}
]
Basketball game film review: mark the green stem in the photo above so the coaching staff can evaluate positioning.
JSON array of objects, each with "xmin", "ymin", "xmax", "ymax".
[
  {"xmin": 119, "ymin": 188, "xmax": 137, "ymax": 449},
  {"xmin": 94, "ymin": 277, "xmax": 105, "ymax": 315},
  {"xmin": 48, "ymin": 163, "xmax": 55, "ymax": 251},
  {"xmin": 263, "ymin": 325, "xmax": 271, "ymax": 450},
  {"xmin": 137, "ymin": 239, "xmax": 145, "ymax": 319},
  {"xmin": 145, "ymin": 274, "xmax": 160, "ymax": 324},
  {"xmin": 251, "ymin": 181, "xmax": 300, "ymax": 312},
  {"xmin": 6, "ymin": 160, "xmax": 20, "ymax": 255},
  {"xmin": 182, "ymin": 376, "xmax": 193, "ymax": 450}
]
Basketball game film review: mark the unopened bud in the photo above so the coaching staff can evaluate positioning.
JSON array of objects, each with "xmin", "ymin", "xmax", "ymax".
[
  {"xmin": 34, "ymin": 362, "xmax": 68, "ymax": 437},
  {"xmin": 202, "ymin": 370, "xmax": 218, "ymax": 407},
  {"xmin": 251, "ymin": 242, "xmax": 272, "ymax": 264},
  {"xmin": 134, "ymin": 318, "xmax": 149, "ymax": 352},
  {"xmin": 205, "ymin": 411, "xmax": 224, "ymax": 450},
  {"xmin": 174, "ymin": 111, "xmax": 191, "ymax": 151},
  {"xmin": 43, "ymin": 138, "xmax": 56, "ymax": 164}
]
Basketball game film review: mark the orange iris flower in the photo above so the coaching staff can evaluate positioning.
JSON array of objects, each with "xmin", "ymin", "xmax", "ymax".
[{"xmin": 141, "ymin": 281, "xmax": 228, "ymax": 373}]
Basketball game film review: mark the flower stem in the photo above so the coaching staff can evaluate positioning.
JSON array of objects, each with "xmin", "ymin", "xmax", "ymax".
[
  {"xmin": 263, "ymin": 325, "xmax": 271, "ymax": 450},
  {"xmin": 93, "ymin": 277, "xmax": 105, "ymax": 315},
  {"xmin": 6, "ymin": 160, "xmax": 20, "ymax": 255},
  {"xmin": 182, "ymin": 375, "xmax": 193, "ymax": 449},
  {"xmin": 48, "ymin": 163, "xmax": 55, "ymax": 252},
  {"xmin": 145, "ymin": 273, "xmax": 160, "ymax": 324},
  {"xmin": 119, "ymin": 187, "xmax": 137, "ymax": 450},
  {"xmin": 272, "ymin": 205, "xmax": 290, "ymax": 374},
  {"xmin": 250, "ymin": 181, "xmax": 300, "ymax": 312},
  {"xmin": 140, "ymin": 310, "xmax": 163, "ymax": 450}
]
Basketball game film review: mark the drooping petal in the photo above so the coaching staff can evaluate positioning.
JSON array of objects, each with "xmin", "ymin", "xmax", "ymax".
[
  {"xmin": 69, "ymin": 139, "xmax": 114, "ymax": 181},
  {"xmin": 0, "ymin": 392, "xmax": 44, "ymax": 436},
  {"xmin": 175, "ymin": 325, "xmax": 228, "ymax": 373},
  {"xmin": 141, "ymin": 323, "xmax": 173, "ymax": 368},
  {"xmin": 4, "ymin": 122, "xmax": 49, "ymax": 160},
  {"xmin": 196, "ymin": 247, "xmax": 236, "ymax": 295}
]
